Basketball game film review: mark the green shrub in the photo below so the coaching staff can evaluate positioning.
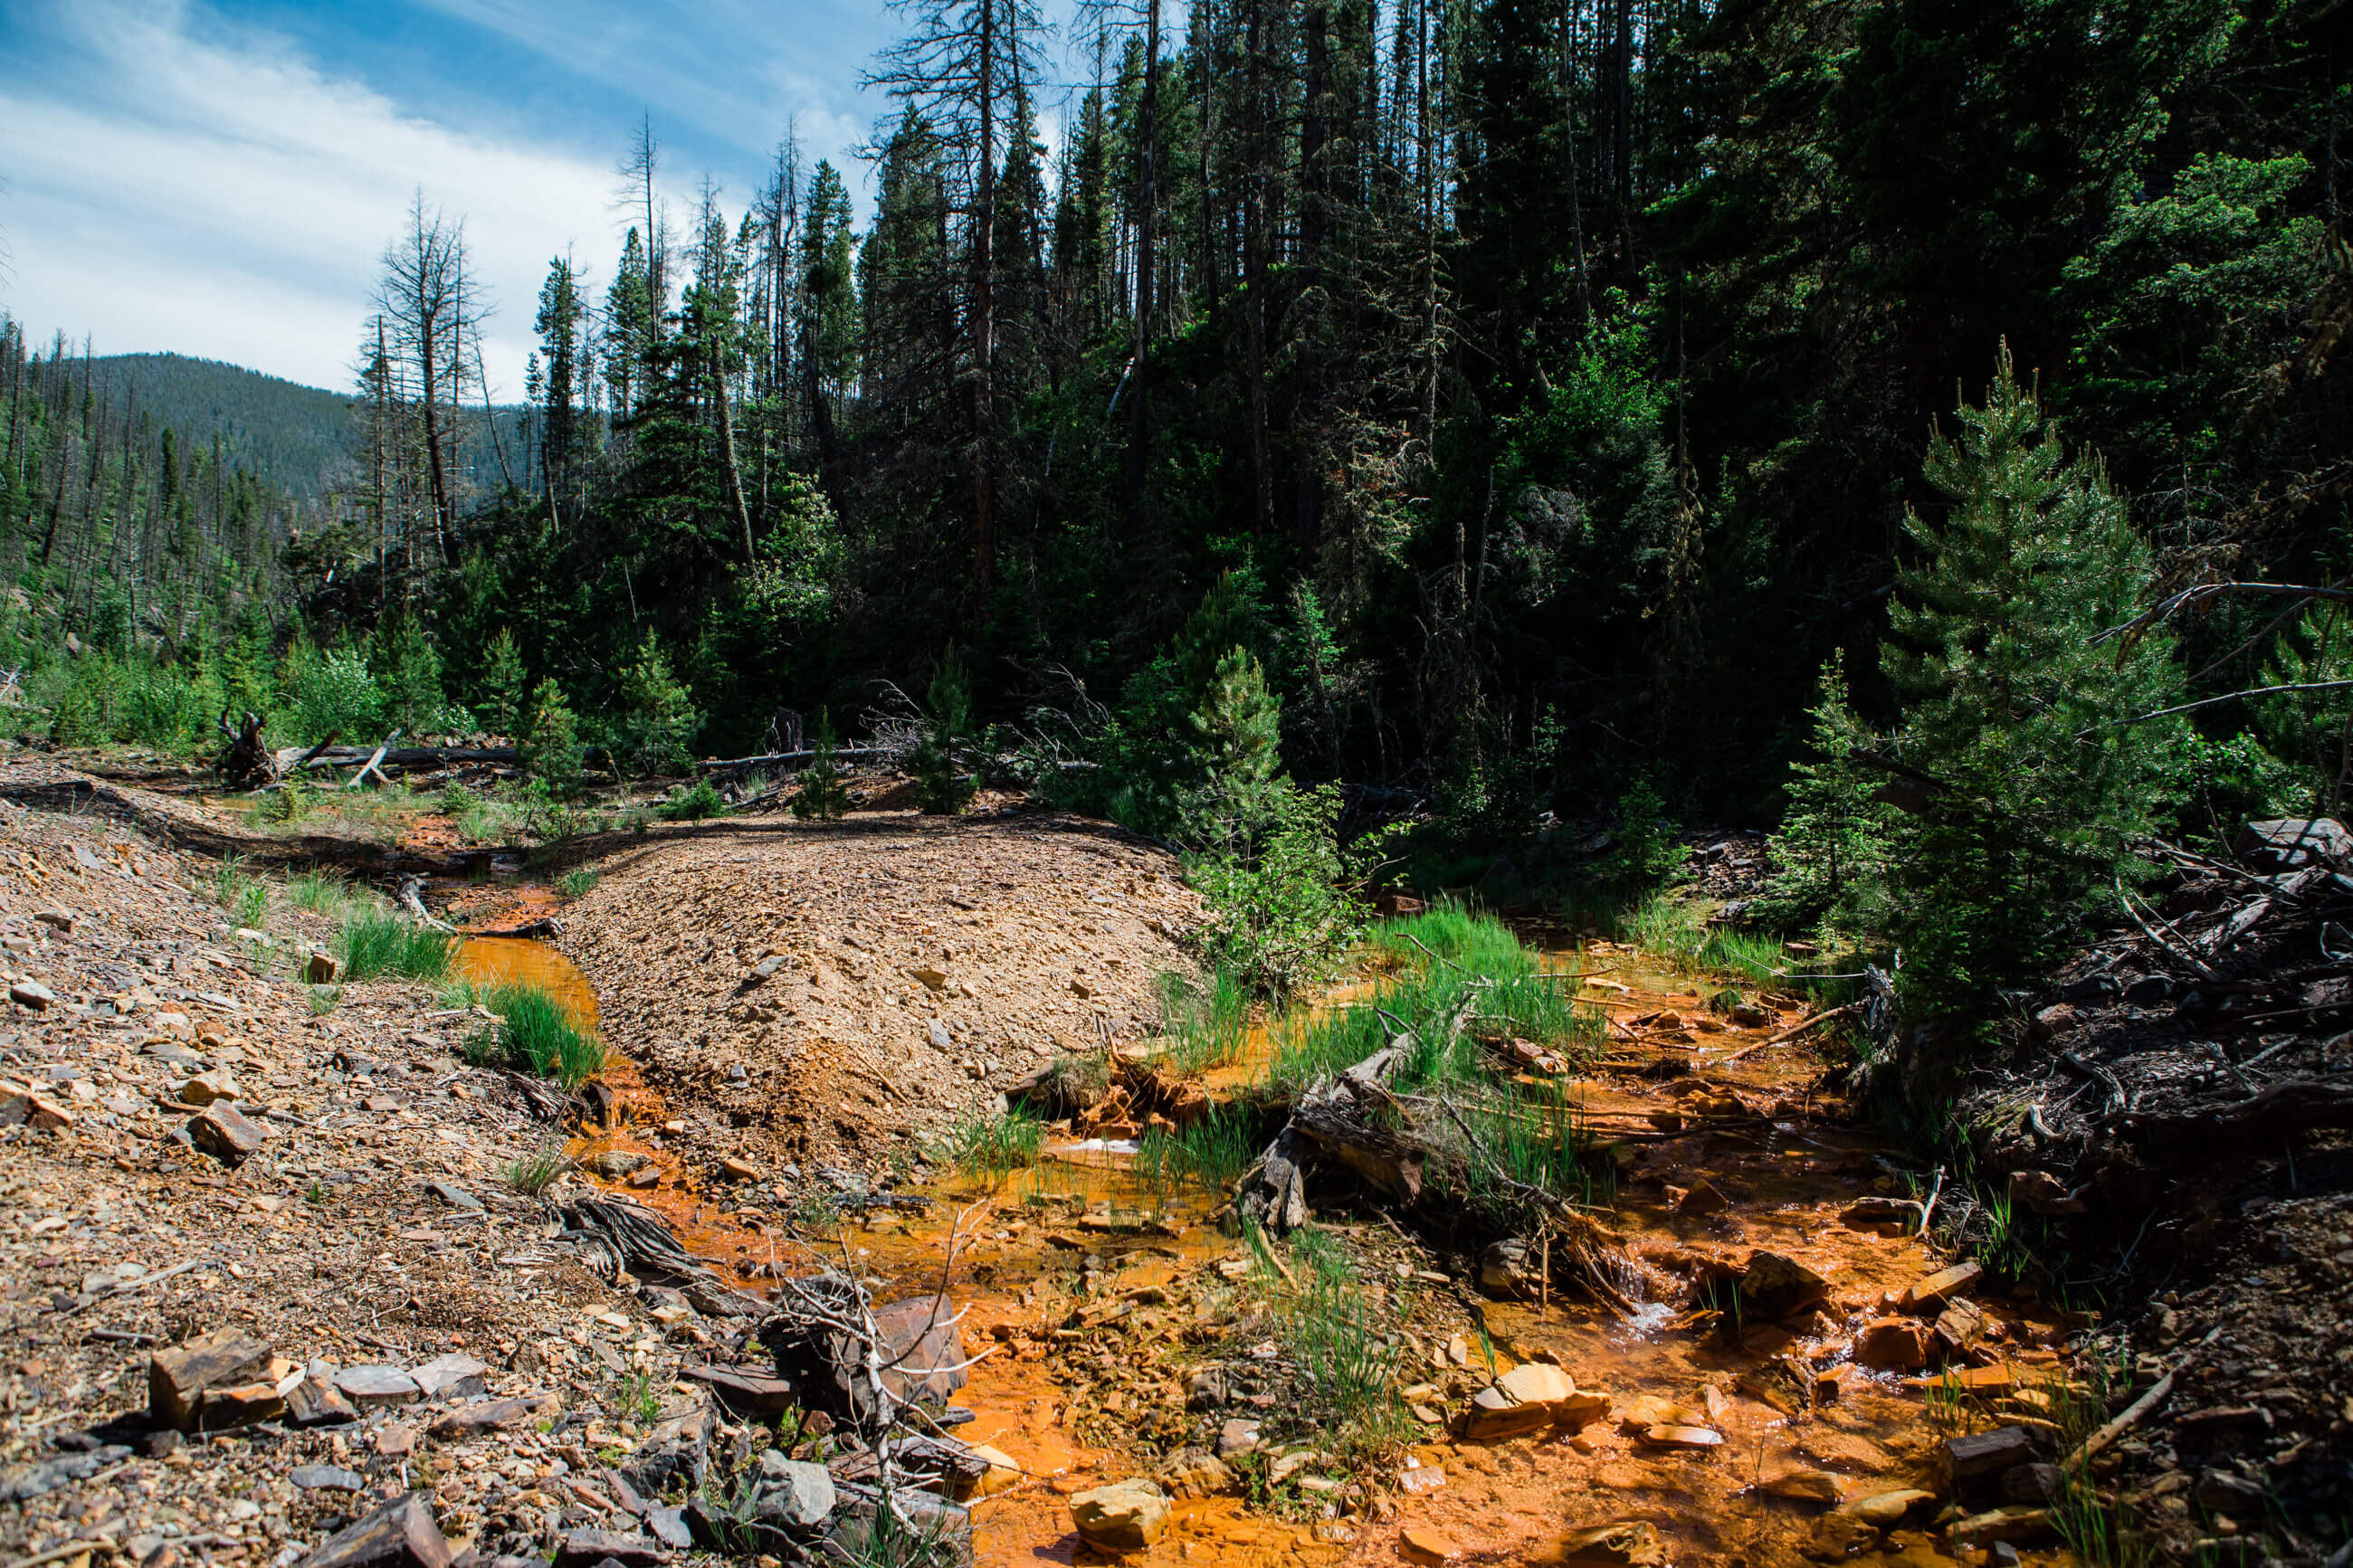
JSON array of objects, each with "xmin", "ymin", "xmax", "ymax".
[
  {"xmin": 285, "ymin": 644, "xmax": 384, "ymax": 746},
  {"xmin": 1189, "ymin": 783, "xmax": 1370, "ymax": 1002},
  {"xmin": 557, "ymin": 868, "xmax": 601, "ymax": 899},
  {"xmin": 615, "ymin": 631, "xmax": 700, "ymax": 776},
  {"xmin": 477, "ymin": 627, "xmax": 529, "ymax": 736},
  {"xmin": 1592, "ymin": 777, "xmax": 1688, "ymax": 897},
  {"xmin": 661, "ymin": 778, "xmax": 727, "ymax": 821},
  {"xmin": 336, "ymin": 908, "xmax": 456, "ymax": 983},
  {"xmin": 1176, "ymin": 645, "xmax": 1281, "ymax": 855},
  {"xmin": 1759, "ymin": 651, "xmax": 1896, "ymax": 940},
  {"xmin": 519, "ymin": 678, "xmax": 584, "ymax": 790},
  {"xmin": 504, "ymin": 1137, "xmax": 569, "ymax": 1195}
]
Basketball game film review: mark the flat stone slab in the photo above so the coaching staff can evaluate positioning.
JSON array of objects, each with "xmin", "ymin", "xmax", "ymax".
[{"xmin": 334, "ymin": 1364, "xmax": 422, "ymax": 1407}]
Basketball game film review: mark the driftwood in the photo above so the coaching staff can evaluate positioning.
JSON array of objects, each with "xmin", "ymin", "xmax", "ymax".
[
  {"xmin": 557, "ymin": 1195, "xmax": 768, "ymax": 1318},
  {"xmin": 396, "ymin": 876, "xmax": 455, "ymax": 934},
  {"xmin": 698, "ymin": 744, "xmax": 890, "ymax": 776},
  {"xmin": 271, "ymin": 744, "xmax": 519, "ymax": 772},
  {"xmin": 344, "ymin": 730, "xmax": 403, "ymax": 790},
  {"xmin": 472, "ymin": 917, "xmax": 561, "ymax": 939},
  {"xmin": 1716, "ymin": 999, "xmax": 1866, "ymax": 1065}
]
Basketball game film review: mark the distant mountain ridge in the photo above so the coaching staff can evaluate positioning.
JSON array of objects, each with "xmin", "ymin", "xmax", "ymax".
[{"xmin": 86, "ymin": 353, "xmax": 356, "ymax": 499}]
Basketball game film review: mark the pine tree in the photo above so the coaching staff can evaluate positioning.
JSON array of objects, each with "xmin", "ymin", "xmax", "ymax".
[
  {"xmin": 1881, "ymin": 347, "xmax": 2184, "ymax": 1016},
  {"xmin": 616, "ymin": 630, "xmax": 700, "ymax": 776},
  {"xmin": 792, "ymin": 707, "xmax": 853, "ymax": 821},
  {"xmin": 1761, "ymin": 652, "xmax": 1894, "ymax": 940},
  {"xmin": 479, "ymin": 628, "xmax": 527, "ymax": 737},
  {"xmin": 910, "ymin": 644, "xmax": 976, "ymax": 814},
  {"xmin": 1181, "ymin": 644, "xmax": 1282, "ymax": 852},
  {"xmin": 519, "ymin": 677, "xmax": 585, "ymax": 790}
]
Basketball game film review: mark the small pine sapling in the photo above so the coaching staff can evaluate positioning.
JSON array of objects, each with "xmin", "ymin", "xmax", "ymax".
[
  {"xmin": 519, "ymin": 678, "xmax": 585, "ymax": 792},
  {"xmin": 910, "ymin": 646, "xmax": 976, "ymax": 815},
  {"xmin": 792, "ymin": 708, "xmax": 853, "ymax": 821},
  {"xmin": 1761, "ymin": 651, "xmax": 1895, "ymax": 941},
  {"xmin": 480, "ymin": 628, "xmax": 528, "ymax": 738}
]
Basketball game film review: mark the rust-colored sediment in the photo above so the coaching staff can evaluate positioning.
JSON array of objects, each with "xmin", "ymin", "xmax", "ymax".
[{"xmin": 473, "ymin": 931, "xmax": 2073, "ymax": 1568}]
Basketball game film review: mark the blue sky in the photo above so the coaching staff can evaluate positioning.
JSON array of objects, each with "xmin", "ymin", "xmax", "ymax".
[{"xmin": 0, "ymin": 0, "xmax": 922, "ymax": 396}]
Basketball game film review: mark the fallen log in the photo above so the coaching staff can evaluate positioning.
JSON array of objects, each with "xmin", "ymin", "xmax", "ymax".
[
  {"xmin": 396, "ymin": 876, "xmax": 455, "ymax": 934},
  {"xmin": 271, "ymin": 744, "xmax": 520, "ymax": 771},
  {"xmin": 1714, "ymin": 1000, "xmax": 1866, "ymax": 1065},
  {"xmin": 697, "ymin": 745, "xmax": 891, "ymax": 775},
  {"xmin": 343, "ymin": 729, "xmax": 403, "ymax": 790}
]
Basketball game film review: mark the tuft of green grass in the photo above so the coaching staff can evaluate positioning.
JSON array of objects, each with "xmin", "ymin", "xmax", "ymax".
[
  {"xmin": 934, "ymin": 1109, "xmax": 1047, "ymax": 1183},
  {"xmin": 306, "ymin": 984, "xmax": 343, "ymax": 1014},
  {"xmin": 1247, "ymin": 1222, "xmax": 1412, "ymax": 1458},
  {"xmin": 557, "ymin": 868, "xmax": 602, "ymax": 900},
  {"xmin": 1138, "ymin": 1107, "xmax": 1260, "ymax": 1195},
  {"xmin": 286, "ymin": 866, "xmax": 348, "ymax": 913},
  {"xmin": 1612, "ymin": 891, "xmax": 1860, "ymax": 1002},
  {"xmin": 1455, "ymin": 1083, "xmax": 1615, "ymax": 1227},
  {"xmin": 336, "ymin": 907, "xmax": 457, "ymax": 983},
  {"xmin": 209, "ymin": 856, "xmax": 270, "ymax": 928},
  {"xmin": 1155, "ymin": 965, "xmax": 1253, "ymax": 1074},
  {"xmin": 475, "ymin": 981, "xmax": 605, "ymax": 1087},
  {"xmin": 504, "ymin": 1136, "xmax": 569, "ymax": 1195}
]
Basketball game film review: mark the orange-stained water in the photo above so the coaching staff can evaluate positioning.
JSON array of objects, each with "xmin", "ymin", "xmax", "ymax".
[
  {"xmin": 458, "ymin": 936, "xmax": 600, "ymax": 1030},
  {"xmin": 493, "ymin": 926, "xmax": 2072, "ymax": 1568}
]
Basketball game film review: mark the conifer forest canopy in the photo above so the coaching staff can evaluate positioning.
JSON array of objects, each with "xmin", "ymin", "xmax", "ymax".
[{"xmin": 2, "ymin": 0, "xmax": 2350, "ymax": 1012}]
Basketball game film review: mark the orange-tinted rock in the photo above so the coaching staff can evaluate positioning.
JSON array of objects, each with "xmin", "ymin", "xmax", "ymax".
[{"xmin": 1854, "ymin": 1317, "xmax": 1934, "ymax": 1372}]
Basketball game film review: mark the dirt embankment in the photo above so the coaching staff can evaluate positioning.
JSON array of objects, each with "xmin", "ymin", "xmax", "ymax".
[{"xmin": 555, "ymin": 810, "xmax": 1201, "ymax": 1174}]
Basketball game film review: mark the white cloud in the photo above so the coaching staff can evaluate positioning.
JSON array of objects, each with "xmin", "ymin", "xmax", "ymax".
[{"xmin": 0, "ymin": 0, "xmax": 677, "ymax": 396}]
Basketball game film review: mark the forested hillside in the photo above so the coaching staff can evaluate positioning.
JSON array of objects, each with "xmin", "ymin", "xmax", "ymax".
[{"xmin": 82, "ymin": 354, "xmax": 357, "ymax": 499}]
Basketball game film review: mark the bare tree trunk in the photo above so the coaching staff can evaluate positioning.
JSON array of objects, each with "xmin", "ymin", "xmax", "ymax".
[
  {"xmin": 1245, "ymin": 0, "xmax": 1274, "ymax": 534},
  {"xmin": 975, "ymin": 0, "xmax": 1000, "ymax": 594},
  {"xmin": 1297, "ymin": 2, "xmax": 1329, "ymax": 551},
  {"xmin": 713, "ymin": 340, "xmax": 756, "ymax": 562},
  {"xmin": 1123, "ymin": 0, "xmax": 1161, "ymax": 544}
]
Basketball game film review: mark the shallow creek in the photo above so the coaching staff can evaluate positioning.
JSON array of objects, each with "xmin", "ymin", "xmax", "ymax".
[{"xmin": 461, "ymin": 932, "xmax": 2076, "ymax": 1568}]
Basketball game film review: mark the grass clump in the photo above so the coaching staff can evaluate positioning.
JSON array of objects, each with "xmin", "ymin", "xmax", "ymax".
[
  {"xmin": 935, "ymin": 1109, "xmax": 1047, "ymax": 1183},
  {"xmin": 286, "ymin": 866, "xmax": 348, "ymax": 914},
  {"xmin": 557, "ymin": 868, "xmax": 602, "ymax": 900},
  {"xmin": 1155, "ymin": 966, "xmax": 1253, "ymax": 1074},
  {"xmin": 1138, "ymin": 1107, "xmax": 1259, "ymax": 1195},
  {"xmin": 1245, "ymin": 1222, "xmax": 1411, "ymax": 1462},
  {"xmin": 336, "ymin": 907, "xmax": 457, "ymax": 983},
  {"xmin": 306, "ymin": 984, "xmax": 343, "ymax": 1014},
  {"xmin": 210, "ymin": 856, "xmax": 269, "ymax": 928},
  {"xmin": 504, "ymin": 1136, "xmax": 570, "ymax": 1195},
  {"xmin": 472, "ymin": 981, "xmax": 605, "ymax": 1087},
  {"xmin": 1269, "ymin": 902, "xmax": 1589, "ymax": 1097}
]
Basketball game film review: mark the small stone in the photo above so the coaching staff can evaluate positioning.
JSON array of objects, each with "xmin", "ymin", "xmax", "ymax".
[
  {"xmin": 286, "ymin": 1379, "xmax": 359, "ymax": 1428},
  {"xmin": 1900, "ymin": 1260, "xmax": 1983, "ymax": 1312},
  {"xmin": 177, "ymin": 1069, "xmax": 242, "ymax": 1107},
  {"xmin": 1186, "ymin": 1367, "xmax": 1228, "ymax": 1410},
  {"xmin": 1838, "ymin": 1195, "xmax": 1917, "ymax": 1231},
  {"xmin": 753, "ymin": 1452, "xmax": 836, "ymax": 1527},
  {"xmin": 198, "ymin": 1380, "xmax": 289, "ymax": 1429},
  {"xmin": 1154, "ymin": 1447, "xmax": 1234, "ymax": 1499},
  {"xmin": 1677, "ymin": 1177, "xmax": 1730, "ymax": 1216},
  {"xmin": 296, "ymin": 1493, "xmax": 453, "ymax": 1568},
  {"xmin": 410, "ymin": 1353, "xmax": 488, "ymax": 1401},
  {"xmin": 1944, "ymin": 1426, "xmax": 2034, "ymax": 1479},
  {"xmin": 10, "ymin": 979, "xmax": 59, "ymax": 1009},
  {"xmin": 428, "ymin": 1394, "xmax": 553, "ymax": 1438},
  {"xmin": 1762, "ymin": 1469, "xmax": 1843, "ymax": 1505},
  {"xmin": 149, "ymin": 1327, "xmax": 273, "ymax": 1431},
  {"xmin": 1838, "ymin": 1488, "xmax": 1935, "ymax": 1527},
  {"xmin": 1399, "ymin": 1526, "xmax": 1462, "ymax": 1563},
  {"xmin": 305, "ymin": 951, "xmax": 338, "ymax": 984},
  {"xmin": 955, "ymin": 1444, "xmax": 1023, "ymax": 1500},
  {"xmin": 291, "ymin": 1464, "xmax": 366, "ymax": 1492},
  {"xmin": 590, "ymin": 1150, "xmax": 648, "ymax": 1179},
  {"xmin": 373, "ymin": 1422, "xmax": 417, "ymax": 1457},
  {"xmin": 1069, "ymin": 1478, "xmax": 1169, "ymax": 1552},
  {"xmin": 33, "ymin": 908, "xmax": 76, "ymax": 933},
  {"xmin": 424, "ymin": 1182, "xmax": 483, "ymax": 1212},
  {"xmin": 2192, "ymin": 1470, "xmax": 2266, "ymax": 1513},
  {"xmin": 929, "ymin": 1018, "xmax": 954, "ymax": 1050},
  {"xmin": 1739, "ymin": 1250, "xmax": 1830, "ymax": 1317},
  {"xmin": 552, "ymin": 1529, "xmax": 668, "ymax": 1568},
  {"xmin": 1639, "ymin": 1424, "xmax": 1723, "ymax": 1449},
  {"xmin": 907, "ymin": 965, "xmax": 949, "ymax": 992},
  {"xmin": 335, "ymin": 1364, "xmax": 423, "ymax": 1408},
  {"xmin": 1854, "ymin": 1317, "xmax": 1934, "ymax": 1372},
  {"xmin": 188, "ymin": 1104, "xmax": 268, "ymax": 1162},
  {"xmin": 1934, "ymin": 1298, "xmax": 1988, "ymax": 1354},
  {"xmin": 720, "ymin": 1155, "xmax": 762, "ymax": 1181},
  {"xmin": 2003, "ymin": 1463, "xmax": 2062, "ymax": 1505},
  {"xmin": 1215, "ymin": 1418, "xmax": 1262, "ymax": 1458},
  {"xmin": 1804, "ymin": 1512, "xmax": 1879, "ymax": 1561},
  {"xmin": 1554, "ymin": 1522, "xmax": 1665, "ymax": 1566}
]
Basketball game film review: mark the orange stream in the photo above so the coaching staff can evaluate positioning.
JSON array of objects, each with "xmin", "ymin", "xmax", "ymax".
[{"xmin": 460, "ymin": 934, "xmax": 2075, "ymax": 1568}]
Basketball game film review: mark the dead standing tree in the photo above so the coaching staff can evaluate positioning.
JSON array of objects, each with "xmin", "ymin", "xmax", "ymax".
[{"xmin": 375, "ymin": 194, "xmax": 480, "ymax": 572}]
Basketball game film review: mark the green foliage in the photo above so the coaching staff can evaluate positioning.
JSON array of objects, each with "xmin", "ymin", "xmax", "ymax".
[
  {"xmin": 935, "ymin": 1109, "xmax": 1046, "ymax": 1183},
  {"xmin": 556, "ymin": 868, "xmax": 601, "ymax": 900},
  {"xmin": 210, "ymin": 856, "xmax": 269, "ymax": 928},
  {"xmin": 614, "ymin": 630, "xmax": 700, "ymax": 776},
  {"xmin": 660, "ymin": 777, "xmax": 728, "ymax": 821},
  {"xmin": 1155, "ymin": 965, "xmax": 1253, "ymax": 1073},
  {"xmin": 1178, "ymin": 645, "xmax": 1282, "ymax": 854},
  {"xmin": 286, "ymin": 867, "xmax": 348, "ymax": 913},
  {"xmin": 504, "ymin": 1137, "xmax": 570, "ymax": 1196},
  {"xmin": 1760, "ymin": 652, "xmax": 1896, "ymax": 939},
  {"xmin": 283, "ymin": 643, "xmax": 383, "ymax": 746},
  {"xmin": 519, "ymin": 678, "xmax": 584, "ymax": 789},
  {"xmin": 372, "ymin": 615, "xmax": 466, "ymax": 737},
  {"xmin": 791, "ymin": 708, "xmax": 853, "ymax": 821},
  {"xmin": 335, "ymin": 908, "xmax": 456, "ymax": 983},
  {"xmin": 1591, "ymin": 778, "xmax": 1689, "ymax": 897},
  {"xmin": 475, "ymin": 981, "xmax": 605, "ymax": 1087},
  {"xmin": 1188, "ymin": 783, "xmax": 1368, "ymax": 1002},
  {"xmin": 910, "ymin": 645, "xmax": 976, "ymax": 815},
  {"xmin": 1137, "ymin": 1106, "xmax": 1259, "ymax": 1194},
  {"xmin": 477, "ymin": 627, "xmax": 529, "ymax": 736},
  {"xmin": 1881, "ymin": 350, "xmax": 2186, "ymax": 1017}
]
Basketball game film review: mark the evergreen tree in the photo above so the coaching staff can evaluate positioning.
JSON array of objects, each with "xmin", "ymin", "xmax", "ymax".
[
  {"xmin": 1180, "ymin": 644, "xmax": 1281, "ymax": 853},
  {"xmin": 792, "ymin": 707, "xmax": 853, "ymax": 820},
  {"xmin": 1881, "ymin": 348, "xmax": 2184, "ymax": 1017},
  {"xmin": 374, "ymin": 616, "xmax": 453, "ymax": 737},
  {"xmin": 519, "ymin": 677, "xmax": 585, "ymax": 790},
  {"xmin": 910, "ymin": 644, "xmax": 976, "ymax": 814},
  {"xmin": 615, "ymin": 630, "xmax": 700, "ymax": 775},
  {"xmin": 1761, "ymin": 652, "xmax": 1894, "ymax": 940},
  {"xmin": 479, "ymin": 627, "xmax": 528, "ymax": 737}
]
